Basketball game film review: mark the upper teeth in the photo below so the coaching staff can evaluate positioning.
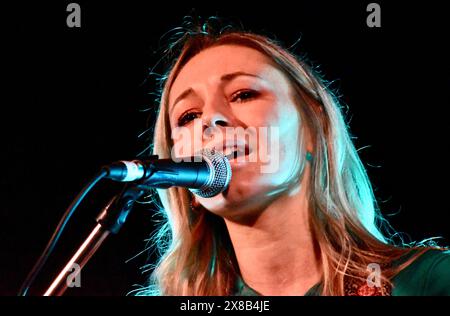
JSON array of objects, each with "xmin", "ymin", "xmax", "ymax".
[{"xmin": 223, "ymin": 147, "xmax": 237, "ymax": 156}]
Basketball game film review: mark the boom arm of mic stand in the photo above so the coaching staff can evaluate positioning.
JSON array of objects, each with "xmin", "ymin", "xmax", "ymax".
[{"xmin": 44, "ymin": 185, "xmax": 146, "ymax": 296}]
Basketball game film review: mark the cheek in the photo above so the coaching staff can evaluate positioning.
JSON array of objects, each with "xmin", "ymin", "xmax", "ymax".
[
  {"xmin": 255, "ymin": 102, "xmax": 301, "ymax": 150},
  {"xmin": 171, "ymin": 126, "xmax": 197, "ymax": 158},
  {"xmin": 268, "ymin": 103, "xmax": 301, "ymax": 166},
  {"xmin": 246, "ymin": 95, "xmax": 300, "ymax": 127}
]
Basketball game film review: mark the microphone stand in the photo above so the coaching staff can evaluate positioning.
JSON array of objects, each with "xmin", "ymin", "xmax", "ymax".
[{"xmin": 44, "ymin": 185, "xmax": 146, "ymax": 296}]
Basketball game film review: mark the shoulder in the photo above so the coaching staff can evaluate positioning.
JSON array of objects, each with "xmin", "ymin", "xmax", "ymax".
[{"xmin": 392, "ymin": 249, "xmax": 450, "ymax": 296}]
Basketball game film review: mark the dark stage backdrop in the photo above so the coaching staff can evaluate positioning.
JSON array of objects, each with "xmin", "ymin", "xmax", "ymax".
[{"xmin": 2, "ymin": 1, "xmax": 449, "ymax": 296}]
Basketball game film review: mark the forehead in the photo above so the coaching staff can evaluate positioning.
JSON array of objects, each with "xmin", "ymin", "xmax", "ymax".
[{"xmin": 169, "ymin": 44, "xmax": 280, "ymax": 102}]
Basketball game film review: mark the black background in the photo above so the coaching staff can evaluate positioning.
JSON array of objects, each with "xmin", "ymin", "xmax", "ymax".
[{"xmin": 2, "ymin": 1, "xmax": 449, "ymax": 296}]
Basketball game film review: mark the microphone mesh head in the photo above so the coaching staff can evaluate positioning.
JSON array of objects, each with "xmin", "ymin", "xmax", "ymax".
[{"xmin": 189, "ymin": 148, "xmax": 232, "ymax": 198}]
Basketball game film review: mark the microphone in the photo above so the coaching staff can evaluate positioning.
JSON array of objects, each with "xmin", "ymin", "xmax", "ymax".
[{"xmin": 103, "ymin": 149, "xmax": 232, "ymax": 198}]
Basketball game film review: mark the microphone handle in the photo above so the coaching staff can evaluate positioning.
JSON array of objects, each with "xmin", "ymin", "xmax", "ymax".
[{"xmin": 139, "ymin": 159, "xmax": 211, "ymax": 189}]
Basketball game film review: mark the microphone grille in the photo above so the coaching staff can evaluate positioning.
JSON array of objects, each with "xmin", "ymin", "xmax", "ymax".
[{"xmin": 189, "ymin": 148, "xmax": 232, "ymax": 198}]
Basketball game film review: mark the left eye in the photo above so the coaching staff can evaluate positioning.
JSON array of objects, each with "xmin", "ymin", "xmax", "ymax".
[{"xmin": 231, "ymin": 90, "xmax": 259, "ymax": 103}]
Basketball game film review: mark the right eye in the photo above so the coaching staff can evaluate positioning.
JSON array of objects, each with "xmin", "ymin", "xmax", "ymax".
[{"xmin": 177, "ymin": 110, "xmax": 201, "ymax": 126}]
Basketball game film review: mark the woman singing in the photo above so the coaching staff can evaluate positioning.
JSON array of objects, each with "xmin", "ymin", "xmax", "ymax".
[{"xmin": 135, "ymin": 17, "xmax": 450, "ymax": 296}]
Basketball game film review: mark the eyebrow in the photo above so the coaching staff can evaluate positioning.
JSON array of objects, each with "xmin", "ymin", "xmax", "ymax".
[{"xmin": 169, "ymin": 71, "xmax": 262, "ymax": 115}]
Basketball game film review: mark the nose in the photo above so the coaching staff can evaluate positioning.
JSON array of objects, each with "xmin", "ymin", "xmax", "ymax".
[
  {"xmin": 202, "ymin": 111, "xmax": 231, "ymax": 141},
  {"xmin": 204, "ymin": 112, "xmax": 229, "ymax": 128},
  {"xmin": 201, "ymin": 95, "xmax": 234, "ymax": 131}
]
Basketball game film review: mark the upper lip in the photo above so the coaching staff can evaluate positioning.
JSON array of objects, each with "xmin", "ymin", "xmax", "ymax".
[{"xmin": 204, "ymin": 140, "xmax": 251, "ymax": 159}]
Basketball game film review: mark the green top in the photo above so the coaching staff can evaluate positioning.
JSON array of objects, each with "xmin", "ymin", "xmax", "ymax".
[{"xmin": 234, "ymin": 249, "xmax": 450, "ymax": 296}]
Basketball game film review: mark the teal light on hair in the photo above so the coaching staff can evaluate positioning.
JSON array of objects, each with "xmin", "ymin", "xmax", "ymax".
[{"xmin": 209, "ymin": 234, "xmax": 217, "ymax": 277}]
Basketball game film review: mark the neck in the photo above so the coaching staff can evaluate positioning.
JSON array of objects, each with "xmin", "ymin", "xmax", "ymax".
[{"xmin": 223, "ymin": 167, "xmax": 322, "ymax": 296}]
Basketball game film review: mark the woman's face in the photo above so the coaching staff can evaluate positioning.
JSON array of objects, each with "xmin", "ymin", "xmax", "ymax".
[{"xmin": 168, "ymin": 44, "xmax": 310, "ymax": 220}]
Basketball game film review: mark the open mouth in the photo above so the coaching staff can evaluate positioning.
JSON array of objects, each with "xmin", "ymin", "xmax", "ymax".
[{"xmin": 223, "ymin": 145, "xmax": 251, "ymax": 160}]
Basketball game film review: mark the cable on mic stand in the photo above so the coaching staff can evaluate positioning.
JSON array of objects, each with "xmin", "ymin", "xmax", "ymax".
[
  {"xmin": 43, "ymin": 184, "xmax": 147, "ymax": 296},
  {"xmin": 18, "ymin": 170, "xmax": 108, "ymax": 296},
  {"xmin": 18, "ymin": 157, "xmax": 160, "ymax": 296}
]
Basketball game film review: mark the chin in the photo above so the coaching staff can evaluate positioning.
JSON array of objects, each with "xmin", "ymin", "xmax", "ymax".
[{"xmin": 197, "ymin": 174, "xmax": 278, "ymax": 219}]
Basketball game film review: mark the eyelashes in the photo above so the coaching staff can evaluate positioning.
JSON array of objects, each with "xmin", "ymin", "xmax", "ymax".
[
  {"xmin": 177, "ymin": 110, "xmax": 201, "ymax": 127},
  {"xmin": 176, "ymin": 90, "xmax": 260, "ymax": 127},
  {"xmin": 230, "ymin": 89, "xmax": 260, "ymax": 103}
]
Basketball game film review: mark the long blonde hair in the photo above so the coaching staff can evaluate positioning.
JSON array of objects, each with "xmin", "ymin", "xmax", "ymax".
[{"xmin": 136, "ymin": 18, "xmax": 437, "ymax": 296}]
